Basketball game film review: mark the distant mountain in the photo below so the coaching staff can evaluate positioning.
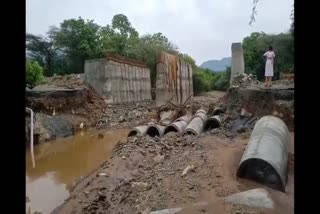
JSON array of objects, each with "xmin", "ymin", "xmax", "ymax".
[{"xmin": 200, "ymin": 57, "xmax": 231, "ymax": 72}]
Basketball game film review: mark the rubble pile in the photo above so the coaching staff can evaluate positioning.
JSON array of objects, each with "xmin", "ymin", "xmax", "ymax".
[
  {"xmin": 97, "ymin": 101, "xmax": 156, "ymax": 129},
  {"xmin": 46, "ymin": 74, "xmax": 85, "ymax": 89},
  {"xmin": 113, "ymin": 132, "xmax": 200, "ymax": 158},
  {"xmin": 230, "ymin": 73, "xmax": 259, "ymax": 88}
]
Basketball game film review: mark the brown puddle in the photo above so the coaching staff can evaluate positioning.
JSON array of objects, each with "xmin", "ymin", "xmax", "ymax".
[{"xmin": 26, "ymin": 128, "xmax": 129, "ymax": 214}]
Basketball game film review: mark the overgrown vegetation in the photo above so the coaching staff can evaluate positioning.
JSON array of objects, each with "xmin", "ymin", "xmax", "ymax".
[
  {"xmin": 26, "ymin": 14, "xmax": 178, "ymax": 88},
  {"xmin": 243, "ymin": 32, "xmax": 294, "ymax": 81},
  {"xmin": 193, "ymin": 67, "xmax": 230, "ymax": 95},
  {"xmin": 26, "ymin": 60, "xmax": 44, "ymax": 88}
]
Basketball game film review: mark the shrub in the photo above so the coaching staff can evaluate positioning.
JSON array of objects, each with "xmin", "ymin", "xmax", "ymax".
[{"xmin": 26, "ymin": 60, "xmax": 44, "ymax": 88}]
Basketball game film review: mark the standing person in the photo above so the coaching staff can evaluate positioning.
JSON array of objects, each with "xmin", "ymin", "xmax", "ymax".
[{"xmin": 263, "ymin": 46, "xmax": 275, "ymax": 87}]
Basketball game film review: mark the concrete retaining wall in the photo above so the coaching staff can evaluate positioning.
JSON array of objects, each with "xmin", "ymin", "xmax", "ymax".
[
  {"xmin": 84, "ymin": 57, "xmax": 152, "ymax": 104},
  {"xmin": 156, "ymin": 51, "xmax": 193, "ymax": 107}
]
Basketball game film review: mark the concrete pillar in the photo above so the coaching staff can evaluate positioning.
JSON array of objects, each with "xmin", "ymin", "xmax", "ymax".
[{"xmin": 230, "ymin": 43, "xmax": 245, "ymax": 84}]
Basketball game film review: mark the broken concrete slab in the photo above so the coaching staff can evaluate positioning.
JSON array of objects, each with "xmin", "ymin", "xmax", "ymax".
[
  {"xmin": 150, "ymin": 207, "xmax": 182, "ymax": 214},
  {"xmin": 224, "ymin": 188, "xmax": 274, "ymax": 209}
]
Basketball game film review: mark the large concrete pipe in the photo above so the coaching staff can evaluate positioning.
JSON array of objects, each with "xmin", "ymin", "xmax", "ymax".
[
  {"xmin": 184, "ymin": 110, "xmax": 207, "ymax": 136},
  {"xmin": 146, "ymin": 125, "xmax": 166, "ymax": 137},
  {"xmin": 164, "ymin": 115, "xmax": 191, "ymax": 135},
  {"xmin": 236, "ymin": 116, "xmax": 290, "ymax": 192},
  {"xmin": 174, "ymin": 115, "xmax": 191, "ymax": 123},
  {"xmin": 128, "ymin": 125, "xmax": 148, "ymax": 137},
  {"xmin": 192, "ymin": 109, "xmax": 207, "ymax": 121},
  {"xmin": 213, "ymin": 107, "xmax": 224, "ymax": 116},
  {"xmin": 203, "ymin": 115, "xmax": 222, "ymax": 132},
  {"xmin": 164, "ymin": 121, "xmax": 188, "ymax": 135}
]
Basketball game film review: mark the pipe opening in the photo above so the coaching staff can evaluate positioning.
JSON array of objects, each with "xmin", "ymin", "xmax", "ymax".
[
  {"xmin": 128, "ymin": 130, "xmax": 138, "ymax": 137},
  {"xmin": 204, "ymin": 119, "xmax": 221, "ymax": 132},
  {"xmin": 184, "ymin": 130, "xmax": 197, "ymax": 136},
  {"xmin": 213, "ymin": 108, "xmax": 224, "ymax": 116},
  {"xmin": 164, "ymin": 126, "xmax": 178, "ymax": 134},
  {"xmin": 146, "ymin": 126, "xmax": 160, "ymax": 137},
  {"xmin": 237, "ymin": 158, "xmax": 285, "ymax": 192}
]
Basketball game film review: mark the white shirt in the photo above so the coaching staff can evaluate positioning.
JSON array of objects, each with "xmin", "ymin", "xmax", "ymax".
[{"xmin": 264, "ymin": 51, "xmax": 275, "ymax": 63}]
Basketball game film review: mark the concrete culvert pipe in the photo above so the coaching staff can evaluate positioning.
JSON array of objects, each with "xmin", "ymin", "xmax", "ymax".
[
  {"xmin": 196, "ymin": 109, "xmax": 206, "ymax": 114},
  {"xmin": 213, "ymin": 107, "xmax": 224, "ymax": 116},
  {"xmin": 236, "ymin": 116, "xmax": 290, "ymax": 192},
  {"xmin": 192, "ymin": 109, "xmax": 207, "ymax": 122},
  {"xmin": 204, "ymin": 115, "xmax": 222, "ymax": 132},
  {"xmin": 184, "ymin": 115, "xmax": 207, "ymax": 136},
  {"xmin": 164, "ymin": 120, "xmax": 188, "ymax": 135},
  {"xmin": 146, "ymin": 125, "xmax": 166, "ymax": 137},
  {"xmin": 174, "ymin": 115, "xmax": 191, "ymax": 123},
  {"xmin": 128, "ymin": 125, "xmax": 148, "ymax": 137}
]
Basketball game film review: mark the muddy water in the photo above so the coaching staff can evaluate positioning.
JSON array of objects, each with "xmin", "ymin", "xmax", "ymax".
[{"xmin": 26, "ymin": 128, "xmax": 129, "ymax": 214}]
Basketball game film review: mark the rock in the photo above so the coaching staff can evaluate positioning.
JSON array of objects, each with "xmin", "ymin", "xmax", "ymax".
[
  {"xmin": 79, "ymin": 122, "xmax": 84, "ymax": 129},
  {"xmin": 131, "ymin": 137, "xmax": 138, "ymax": 143},
  {"xmin": 131, "ymin": 182, "xmax": 149, "ymax": 189},
  {"xmin": 26, "ymin": 196, "xmax": 30, "ymax": 203},
  {"xmin": 150, "ymin": 208, "xmax": 183, "ymax": 214},
  {"xmin": 181, "ymin": 165, "xmax": 195, "ymax": 177},
  {"xmin": 98, "ymin": 173, "xmax": 108, "ymax": 177},
  {"xmin": 224, "ymin": 188, "xmax": 274, "ymax": 209},
  {"xmin": 226, "ymin": 132, "xmax": 235, "ymax": 138},
  {"xmin": 148, "ymin": 138, "xmax": 156, "ymax": 144},
  {"xmin": 98, "ymin": 133, "xmax": 104, "ymax": 139},
  {"xmin": 240, "ymin": 108, "xmax": 252, "ymax": 117},
  {"xmin": 35, "ymin": 113, "xmax": 73, "ymax": 142},
  {"xmin": 153, "ymin": 154, "xmax": 165, "ymax": 163},
  {"xmin": 122, "ymin": 156, "xmax": 126, "ymax": 160},
  {"xmin": 142, "ymin": 207, "xmax": 152, "ymax": 214},
  {"xmin": 119, "ymin": 116, "xmax": 125, "ymax": 122},
  {"xmin": 236, "ymin": 125, "xmax": 247, "ymax": 133},
  {"xmin": 135, "ymin": 111, "xmax": 143, "ymax": 117},
  {"xmin": 97, "ymin": 192, "xmax": 106, "ymax": 201}
]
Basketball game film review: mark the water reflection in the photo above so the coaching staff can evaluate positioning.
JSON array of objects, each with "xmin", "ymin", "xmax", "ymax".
[{"xmin": 26, "ymin": 128, "xmax": 128, "ymax": 214}]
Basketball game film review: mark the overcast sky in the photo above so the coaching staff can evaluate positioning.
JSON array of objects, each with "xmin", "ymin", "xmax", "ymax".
[{"xmin": 26, "ymin": 0, "xmax": 293, "ymax": 65}]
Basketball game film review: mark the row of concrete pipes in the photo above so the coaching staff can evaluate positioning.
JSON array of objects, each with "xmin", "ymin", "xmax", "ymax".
[
  {"xmin": 129, "ymin": 111, "xmax": 291, "ymax": 193},
  {"xmin": 128, "ymin": 108, "xmax": 224, "ymax": 138}
]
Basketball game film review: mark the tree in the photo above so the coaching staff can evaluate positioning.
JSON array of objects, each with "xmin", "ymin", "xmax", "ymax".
[
  {"xmin": 26, "ymin": 28, "xmax": 62, "ymax": 76},
  {"xmin": 213, "ymin": 67, "xmax": 230, "ymax": 91},
  {"xmin": 26, "ymin": 60, "xmax": 44, "ymax": 88},
  {"xmin": 242, "ymin": 32, "xmax": 294, "ymax": 80},
  {"xmin": 179, "ymin": 53, "xmax": 197, "ymax": 70},
  {"xmin": 54, "ymin": 17, "xmax": 103, "ymax": 73},
  {"xmin": 100, "ymin": 14, "xmax": 140, "ymax": 57},
  {"xmin": 132, "ymin": 32, "xmax": 179, "ymax": 87}
]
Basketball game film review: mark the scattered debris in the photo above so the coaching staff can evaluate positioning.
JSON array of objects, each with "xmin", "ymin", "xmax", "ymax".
[
  {"xmin": 224, "ymin": 188, "xmax": 274, "ymax": 209},
  {"xmin": 181, "ymin": 165, "xmax": 195, "ymax": 177},
  {"xmin": 153, "ymin": 154, "xmax": 165, "ymax": 163},
  {"xmin": 98, "ymin": 173, "xmax": 108, "ymax": 177}
]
